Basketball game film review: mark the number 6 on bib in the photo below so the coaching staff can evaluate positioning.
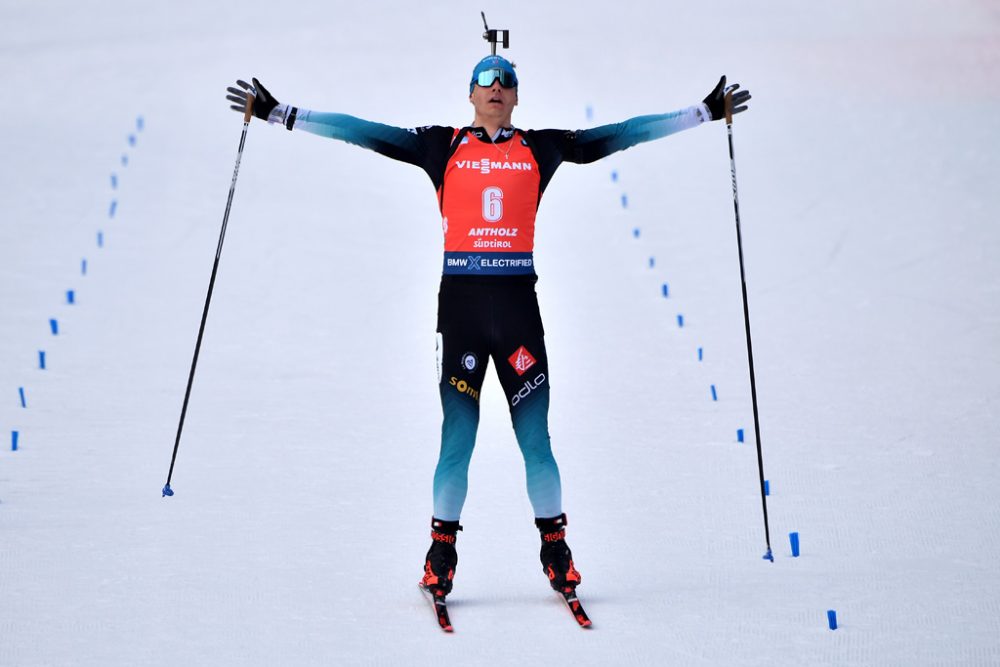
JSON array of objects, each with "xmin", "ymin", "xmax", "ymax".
[{"xmin": 482, "ymin": 186, "xmax": 503, "ymax": 221}]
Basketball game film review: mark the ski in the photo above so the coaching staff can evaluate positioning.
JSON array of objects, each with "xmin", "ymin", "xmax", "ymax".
[
  {"xmin": 559, "ymin": 588, "xmax": 592, "ymax": 628},
  {"xmin": 419, "ymin": 583, "xmax": 454, "ymax": 632}
]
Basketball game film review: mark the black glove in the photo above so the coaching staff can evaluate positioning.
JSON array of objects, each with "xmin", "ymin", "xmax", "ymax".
[
  {"xmin": 225, "ymin": 77, "xmax": 279, "ymax": 121},
  {"xmin": 702, "ymin": 75, "xmax": 751, "ymax": 121}
]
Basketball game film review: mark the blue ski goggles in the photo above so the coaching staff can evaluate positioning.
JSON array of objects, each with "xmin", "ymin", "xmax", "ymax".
[{"xmin": 474, "ymin": 67, "xmax": 518, "ymax": 89}]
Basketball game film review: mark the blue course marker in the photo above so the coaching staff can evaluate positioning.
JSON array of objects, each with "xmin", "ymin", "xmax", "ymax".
[
  {"xmin": 121, "ymin": 154, "xmax": 128, "ymax": 167},
  {"xmin": 710, "ymin": 384, "xmax": 718, "ymax": 401},
  {"xmin": 698, "ymin": 347, "xmax": 703, "ymax": 361},
  {"xmin": 611, "ymin": 169, "xmax": 618, "ymax": 183},
  {"xmin": 737, "ymin": 428, "xmax": 744, "ymax": 442},
  {"xmin": 677, "ymin": 314, "xmax": 684, "ymax": 328},
  {"xmin": 128, "ymin": 134, "xmax": 136, "ymax": 146},
  {"xmin": 81, "ymin": 259, "xmax": 88, "ymax": 275},
  {"xmin": 109, "ymin": 200, "xmax": 117, "ymax": 218},
  {"xmin": 764, "ymin": 480, "xmax": 770, "ymax": 496},
  {"xmin": 67, "ymin": 290, "xmax": 75, "ymax": 304},
  {"xmin": 38, "ymin": 351, "xmax": 46, "ymax": 369},
  {"xmin": 790, "ymin": 531, "xmax": 800, "ymax": 557},
  {"xmin": 585, "ymin": 105, "xmax": 593, "ymax": 121},
  {"xmin": 12, "ymin": 431, "xmax": 18, "ymax": 452},
  {"xmin": 662, "ymin": 283, "xmax": 669, "ymax": 298},
  {"xmin": 97, "ymin": 231, "xmax": 104, "ymax": 248},
  {"xmin": 632, "ymin": 227, "xmax": 640, "ymax": 238},
  {"xmin": 827, "ymin": 610, "xmax": 838, "ymax": 630},
  {"xmin": 648, "ymin": 257, "xmax": 655, "ymax": 269},
  {"xmin": 49, "ymin": 319, "xmax": 58, "ymax": 335},
  {"xmin": 137, "ymin": 116, "xmax": 144, "ymax": 131},
  {"xmin": 19, "ymin": 387, "xmax": 26, "ymax": 408},
  {"xmin": 111, "ymin": 173, "xmax": 118, "ymax": 189},
  {"xmin": 621, "ymin": 194, "xmax": 629, "ymax": 209}
]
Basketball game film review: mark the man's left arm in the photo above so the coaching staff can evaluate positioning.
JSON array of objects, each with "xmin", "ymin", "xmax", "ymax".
[{"xmin": 555, "ymin": 75, "xmax": 751, "ymax": 164}]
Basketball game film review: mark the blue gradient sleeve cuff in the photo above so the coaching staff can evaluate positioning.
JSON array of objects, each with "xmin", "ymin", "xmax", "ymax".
[{"xmin": 577, "ymin": 104, "xmax": 708, "ymax": 156}]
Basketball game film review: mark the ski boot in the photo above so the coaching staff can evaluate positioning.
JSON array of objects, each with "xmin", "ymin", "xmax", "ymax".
[
  {"xmin": 420, "ymin": 518, "xmax": 461, "ymax": 597},
  {"xmin": 535, "ymin": 513, "xmax": 582, "ymax": 592}
]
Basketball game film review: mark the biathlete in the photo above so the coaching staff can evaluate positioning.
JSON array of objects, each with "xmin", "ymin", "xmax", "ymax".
[{"xmin": 226, "ymin": 54, "xmax": 750, "ymax": 602}]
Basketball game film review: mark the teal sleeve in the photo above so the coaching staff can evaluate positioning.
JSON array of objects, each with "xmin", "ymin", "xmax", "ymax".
[
  {"xmin": 292, "ymin": 109, "xmax": 427, "ymax": 166},
  {"xmin": 566, "ymin": 105, "xmax": 709, "ymax": 163}
]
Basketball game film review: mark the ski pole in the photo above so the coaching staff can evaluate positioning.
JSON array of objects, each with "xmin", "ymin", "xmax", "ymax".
[
  {"xmin": 724, "ymin": 88, "xmax": 773, "ymax": 561},
  {"xmin": 162, "ymin": 93, "xmax": 255, "ymax": 498}
]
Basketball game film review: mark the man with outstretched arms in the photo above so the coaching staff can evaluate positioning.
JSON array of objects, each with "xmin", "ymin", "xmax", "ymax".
[{"xmin": 227, "ymin": 55, "xmax": 750, "ymax": 607}]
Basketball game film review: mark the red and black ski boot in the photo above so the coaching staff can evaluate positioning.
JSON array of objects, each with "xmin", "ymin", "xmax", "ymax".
[
  {"xmin": 536, "ymin": 513, "xmax": 591, "ymax": 627},
  {"xmin": 535, "ymin": 513, "xmax": 582, "ymax": 592},
  {"xmin": 419, "ymin": 518, "xmax": 461, "ymax": 596},
  {"xmin": 418, "ymin": 518, "xmax": 461, "ymax": 631}
]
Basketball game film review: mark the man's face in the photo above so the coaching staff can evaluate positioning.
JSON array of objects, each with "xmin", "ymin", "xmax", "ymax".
[{"xmin": 469, "ymin": 78, "xmax": 518, "ymax": 122}]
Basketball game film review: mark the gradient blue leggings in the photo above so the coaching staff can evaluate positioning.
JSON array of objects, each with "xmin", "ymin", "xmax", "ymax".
[{"xmin": 432, "ymin": 277, "xmax": 562, "ymax": 521}]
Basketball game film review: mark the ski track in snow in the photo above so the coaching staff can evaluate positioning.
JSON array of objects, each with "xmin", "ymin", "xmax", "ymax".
[{"xmin": 2, "ymin": 1, "xmax": 1000, "ymax": 665}]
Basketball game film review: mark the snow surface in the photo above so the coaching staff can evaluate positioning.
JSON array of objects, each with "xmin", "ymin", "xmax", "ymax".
[{"xmin": 2, "ymin": 0, "xmax": 999, "ymax": 664}]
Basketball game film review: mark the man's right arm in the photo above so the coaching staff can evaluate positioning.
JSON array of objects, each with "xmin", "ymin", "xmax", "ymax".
[
  {"xmin": 226, "ymin": 77, "xmax": 452, "ymax": 170},
  {"xmin": 289, "ymin": 109, "xmax": 429, "ymax": 166}
]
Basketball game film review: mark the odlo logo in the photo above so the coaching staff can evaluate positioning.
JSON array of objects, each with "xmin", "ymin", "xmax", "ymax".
[
  {"xmin": 511, "ymin": 373, "xmax": 546, "ymax": 407},
  {"xmin": 449, "ymin": 377, "xmax": 479, "ymax": 402}
]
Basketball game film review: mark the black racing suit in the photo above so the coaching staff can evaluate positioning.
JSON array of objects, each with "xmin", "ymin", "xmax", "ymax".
[{"xmin": 285, "ymin": 106, "xmax": 708, "ymax": 520}]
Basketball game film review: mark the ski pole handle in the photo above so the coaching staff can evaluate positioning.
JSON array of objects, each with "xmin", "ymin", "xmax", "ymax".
[
  {"xmin": 244, "ymin": 92, "xmax": 255, "ymax": 124},
  {"xmin": 724, "ymin": 89, "xmax": 734, "ymax": 125}
]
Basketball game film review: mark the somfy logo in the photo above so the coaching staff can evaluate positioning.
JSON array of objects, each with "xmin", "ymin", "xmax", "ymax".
[{"xmin": 449, "ymin": 377, "xmax": 479, "ymax": 402}]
